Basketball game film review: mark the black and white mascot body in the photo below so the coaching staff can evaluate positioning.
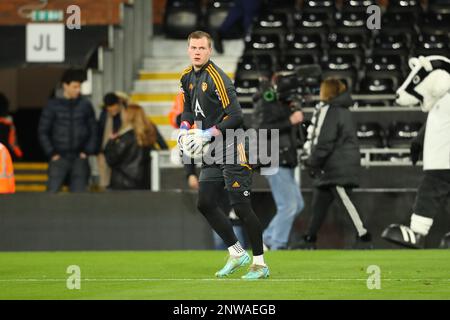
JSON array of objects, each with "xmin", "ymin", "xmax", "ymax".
[{"xmin": 382, "ymin": 55, "xmax": 450, "ymax": 249}]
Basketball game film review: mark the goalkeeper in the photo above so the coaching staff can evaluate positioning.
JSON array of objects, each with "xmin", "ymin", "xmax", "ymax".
[{"xmin": 178, "ymin": 31, "xmax": 269, "ymax": 279}]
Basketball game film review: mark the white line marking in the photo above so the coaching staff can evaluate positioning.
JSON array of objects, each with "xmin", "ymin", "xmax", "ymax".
[{"xmin": 0, "ymin": 278, "xmax": 449, "ymax": 283}]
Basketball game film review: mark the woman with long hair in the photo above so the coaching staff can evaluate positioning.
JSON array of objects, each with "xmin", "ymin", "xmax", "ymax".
[{"xmin": 104, "ymin": 104, "xmax": 158, "ymax": 190}]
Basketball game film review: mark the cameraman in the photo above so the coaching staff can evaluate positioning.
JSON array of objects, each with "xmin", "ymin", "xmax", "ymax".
[{"xmin": 252, "ymin": 74, "xmax": 305, "ymax": 250}]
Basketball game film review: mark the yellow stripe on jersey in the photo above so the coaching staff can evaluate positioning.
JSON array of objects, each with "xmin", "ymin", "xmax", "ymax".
[
  {"xmin": 208, "ymin": 65, "xmax": 230, "ymax": 106},
  {"xmin": 206, "ymin": 66, "xmax": 227, "ymax": 107},
  {"xmin": 180, "ymin": 66, "xmax": 192, "ymax": 78},
  {"xmin": 237, "ymin": 143, "xmax": 248, "ymax": 165},
  {"xmin": 206, "ymin": 66, "xmax": 230, "ymax": 108}
]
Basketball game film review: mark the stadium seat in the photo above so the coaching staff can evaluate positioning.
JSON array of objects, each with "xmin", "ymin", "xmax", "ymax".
[
  {"xmin": 381, "ymin": 12, "xmax": 417, "ymax": 36},
  {"xmin": 334, "ymin": 11, "xmax": 370, "ymax": 35},
  {"xmin": 293, "ymin": 11, "xmax": 331, "ymax": 36},
  {"xmin": 413, "ymin": 32, "xmax": 450, "ymax": 56},
  {"xmin": 321, "ymin": 54, "xmax": 358, "ymax": 92},
  {"xmin": 365, "ymin": 54, "xmax": 404, "ymax": 78},
  {"xmin": 244, "ymin": 33, "xmax": 281, "ymax": 56},
  {"xmin": 164, "ymin": 0, "xmax": 201, "ymax": 39},
  {"xmin": 327, "ymin": 32, "xmax": 366, "ymax": 57},
  {"xmin": 234, "ymin": 77, "xmax": 260, "ymax": 100},
  {"xmin": 387, "ymin": 122, "xmax": 423, "ymax": 148},
  {"xmin": 235, "ymin": 54, "xmax": 273, "ymax": 80},
  {"xmin": 373, "ymin": 33, "xmax": 409, "ymax": 56},
  {"xmin": 387, "ymin": 0, "xmax": 422, "ymax": 15},
  {"xmin": 342, "ymin": 0, "xmax": 377, "ymax": 13},
  {"xmin": 284, "ymin": 32, "xmax": 322, "ymax": 57},
  {"xmin": 356, "ymin": 76, "xmax": 396, "ymax": 106},
  {"xmin": 278, "ymin": 54, "xmax": 315, "ymax": 72},
  {"xmin": 428, "ymin": 0, "xmax": 450, "ymax": 14},
  {"xmin": 356, "ymin": 122, "xmax": 386, "ymax": 148},
  {"xmin": 253, "ymin": 12, "xmax": 289, "ymax": 35},
  {"xmin": 206, "ymin": 1, "xmax": 240, "ymax": 37},
  {"xmin": 303, "ymin": 0, "xmax": 336, "ymax": 15},
  {"xmin": 419, "ymin": 11, "xmax": 450, "ymax": 35}
]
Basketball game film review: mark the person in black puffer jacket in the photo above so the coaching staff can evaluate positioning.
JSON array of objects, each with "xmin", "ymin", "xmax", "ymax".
[
  {"xmin": 292, "ymin": 78, "xmax": 372, "ymax": 249},
  {"xmin": 104, "ymin": 104, "xmax": 162, "ymax": 190},
  {"xmin": 38, "ymin": 69, "xmax": 98, "ymax": 192}
]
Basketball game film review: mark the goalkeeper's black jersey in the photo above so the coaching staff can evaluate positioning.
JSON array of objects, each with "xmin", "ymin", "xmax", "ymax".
[{"xmin": 179, "ymin": 60, "xmax": 243, "ymax": 133}]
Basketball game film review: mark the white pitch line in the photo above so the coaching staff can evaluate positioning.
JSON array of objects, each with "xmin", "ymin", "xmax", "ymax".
[{"xmin": 0, "ymin": 278, "xmax": 450, "ymax": 283}]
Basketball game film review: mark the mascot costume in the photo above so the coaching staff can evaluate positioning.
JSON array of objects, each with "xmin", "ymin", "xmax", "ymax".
[{"xmin": 382, "ymin": 55, "xmax": 450, "ymax": 249}]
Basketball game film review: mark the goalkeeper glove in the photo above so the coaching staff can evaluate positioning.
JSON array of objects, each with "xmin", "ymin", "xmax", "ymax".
[
  {"xmin": 184, "ymin": 127, "xmax": 220, "ymax": 153},
  {"xmin": 177, "ymin": 121, "xmax": 191, "ymax": 151}
]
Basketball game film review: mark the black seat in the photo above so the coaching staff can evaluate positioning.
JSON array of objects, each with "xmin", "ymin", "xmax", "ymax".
[
  {"xmin": 244, "ymin": 33, "xmax": 281, "ymax": 56},
  {"xmin": 419, "ymin": 11, "xmax": 450, "ymax": 35},
  {"xmin": 335, "ymin": 11, "xmax": 370, "ymax": 35},
  {"xmin": 356, "ymin": 122, "xmax": 385, "ymax": 148},
  {"xmin": 293, "ymin": 11, "xmax": 331, "ymax": 37},
  {"xmin": 342, "ymin": 0, "xmax": 377, "ymax": 12},
  {"xmin": 236, "ymin": 54, "xmax": 273, "ymax": 80},
  {"xmin": 321, "ymin": 54, "xmax": 358, "ymax": 92},
  {"xmin": 413, "ymin": 32, "xmax": 450, "ymax": 56},
  {"xmin": 206, "ymin": 1, "xmax": 240, "ymax": 37},
  {"xmin": 285, "ymin": 32, "xmax": 322, "ymax": 57},
  {"xmin": 357, "ymin": 76, "xmax": 396, "ymax": 105},
  {"xmin": 234, "ymin": 77, "xmax": 260, "ymax": 99},
  {"xmin": 387, "ymin": 0, "xmax": 422, "ymax": 15},
  {"xmin": 373, "ymin": 33, "xmax": 409, "ymax": 56},
  {"xmin": 359, "ymin": 76, "xmax": 396, "ymax": 94},
  {"xmin": 381, "ymin": 12, "xmax": 416, "ymax": 36},
  {"xmin": 278, "ymin": 54, "xmax": 315, "ymax": 72},
  {"xmin": 253, "ymin": 12, "xmax": 289, "ymax": 35},
  {"xmin": 365, "ymin": 54, "xmax": 404, "ymax": 78},
  {"xmin": 164, "ymin": 0, "xmax": 201, "ymax": 39},
  {"xmin": 327, "ymin": 32, "xmax": 366, "ymax": 56},
  {"xmin": 387, "ymin": 122, "xmax": 423, "ymax": 148},
  {"xmin": 303, "ymin": 0, "xmax": 336, "ymax": 15},
  {"xmin": 428, "ymin": 0, "xmax": 450, "ymax": 14}
]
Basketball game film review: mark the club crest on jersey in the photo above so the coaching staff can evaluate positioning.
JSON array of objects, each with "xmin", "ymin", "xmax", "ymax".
[
  {"xmin": 189, "ymin": 83, "xmax": 193, "ymax": 91},
  {"xmin": 194, "ymin": 99, "xmax": 206, "ymax": 118},
  {"xmin": 202, "ymin": 82, "xmax": 208, "ymax": 92}
]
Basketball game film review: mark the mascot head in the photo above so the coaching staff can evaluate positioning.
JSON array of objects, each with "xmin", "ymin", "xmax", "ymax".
[{"xmin": 396, "ymin": 55, "xmax": 450, "ymax": 112}]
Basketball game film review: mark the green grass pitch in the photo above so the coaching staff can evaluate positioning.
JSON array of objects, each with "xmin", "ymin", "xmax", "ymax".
[{"xmin": 0, "ymin": 250, "xmax": 449, "ymax": 299}]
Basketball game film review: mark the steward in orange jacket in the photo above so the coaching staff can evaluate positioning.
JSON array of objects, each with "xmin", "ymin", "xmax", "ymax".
[{"xmin": 0, "ymin": 142, "xmax": 15, "ymax": 193}]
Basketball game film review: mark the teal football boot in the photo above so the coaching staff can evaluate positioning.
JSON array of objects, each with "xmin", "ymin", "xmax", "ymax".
[{"xmin": 215, "ymin": 252, "xmax": 251, "ymax": 278}]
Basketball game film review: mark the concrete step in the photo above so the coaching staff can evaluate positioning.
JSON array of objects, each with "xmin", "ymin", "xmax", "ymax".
[
  {"xmin": 140, "ymin": 102, "xmax": 173, "ymax": 115},
  {"xmin": 131, "ymin": 92, "xmax": 178, "ymax": 103},
  {"xmin": 143, "ymin": 56, "xmax": 239, "ymax": 71},
  {"xmin": 134, "ymin": 80, "xmax": 180, "ymax": 93},
  {"xmin": 150, "ymin": 36, "xmax": 245, "ymax": 57},
  {"xmin": 137, "ymin": 70, "xmax": 235, "ymax": 81}
]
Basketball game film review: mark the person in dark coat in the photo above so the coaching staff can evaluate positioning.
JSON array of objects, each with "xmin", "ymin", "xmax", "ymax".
[
  {"xmin": 104, "ymin": 104, "xmax": 165, "ymax": 190},
  {"xmin": 38, "ymin": 69, "xmax": 98, "ymax": 192},
  {"xmin": 292, "ymin": 78, "xmax": 372, "ymax": 249}
]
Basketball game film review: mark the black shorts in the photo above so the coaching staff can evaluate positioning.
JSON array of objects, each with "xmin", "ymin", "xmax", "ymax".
[
  {"xmin": 414, "ymin": 170, "xmax": 450, "ymax": 218},
  {"xmin": 200, "ymin": 163, "xmax": 252, "ymax": 189}
]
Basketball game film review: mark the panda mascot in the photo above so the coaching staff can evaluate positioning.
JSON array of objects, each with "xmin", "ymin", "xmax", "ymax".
[{"xmin": 381, "ymin": 55, "xmax": 450, "ymax": 249}]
